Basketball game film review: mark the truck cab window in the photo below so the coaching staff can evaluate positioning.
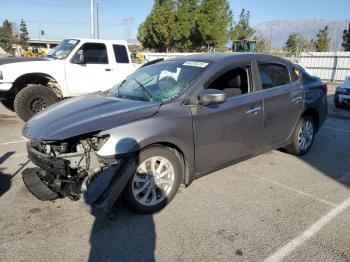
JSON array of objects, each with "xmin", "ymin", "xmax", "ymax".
[
  {"xmin": 74, "ymin": 43, "xmax": 108, "ymax": 64},
  {"xmin": 113, "ymin": 44, "xmax": 130, "ymax": 63}
]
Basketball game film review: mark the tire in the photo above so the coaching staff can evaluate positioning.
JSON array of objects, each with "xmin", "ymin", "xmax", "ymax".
[
  {"xmin": 285, "ymin": 115, "xmax": 316, "ymax": 156},
  {"xmin": 0, "ymin": 99, "xmax": 15, "ymax": 112},
  {"xmin": 122, "ymin": 146, "xmax": 181, "ymax": 214},
  {"xmin": 14, "ymin": 85, "xmax": 59, "ymax": 122}
]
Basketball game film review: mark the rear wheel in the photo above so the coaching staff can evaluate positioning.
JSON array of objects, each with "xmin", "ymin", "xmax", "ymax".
[
  {"xmin": 14, "ymin": 85, "xmax": 59, "ymax": 122},
  {"xmin": 122, "ymin": 146, "xmax": 181, "ymax": 214},
  {"xmin": 285, "ymin": 115, "xmax": 316, "ymax": 156}
]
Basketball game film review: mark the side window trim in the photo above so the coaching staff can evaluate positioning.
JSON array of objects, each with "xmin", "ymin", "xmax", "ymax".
[
  {"xmin": 289, "ymin": 65, "xmax": 302, "ymax": 83},
  {"xmin": 113, "ymin": 44, "xmax": 130, "ymax": 64},
  {"xmin": 257, "ymin": 60, "xmax": 291, "ymax": 90},
  {"xmin": 204, "ymin": 60, "xmax": 252, "ymax": 89},
  {"xmin": 72, "ymin": 42, "xmax": 109, "ymax": 64}
]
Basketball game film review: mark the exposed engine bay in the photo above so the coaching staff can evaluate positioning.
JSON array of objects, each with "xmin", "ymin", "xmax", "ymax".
[{"xmin": 24, "ymin": 135, "xmax": 112, "ymax": 201}]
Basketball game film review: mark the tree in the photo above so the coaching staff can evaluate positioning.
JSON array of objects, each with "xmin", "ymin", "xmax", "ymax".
[
  {"xmin": 231, "ymin": 9, "xmax": 255, "ymax": 40},
  {"xmin": 196, "ymin": 0, "xmax": 232, "ymax": 51},
  {"xmin": 19, "ymin": 19, "xmax": 30, "ymax": 51},
  {"xmin": 342, "ymin": 22, "xmax": 350, "ymax": 51},
  {"xmin": 254, "ymin": 36, "xmax": 269, "ymax": 53},
  {"xmin": 171, "ymin": 0, "xmax": 198, "ymax": 52},
  {"xmin": 284, "ymin": 33, "xmax": 309, "ymax": 56},
  {"xmin": 137, "ymin": 0, "xmax": 175, "ymax": 52},
  {"xmin": 0, "ymin": 19, "xmax": 14, "ymax": 55},
  {"xmin": 314, "ymin": 26, "xmax": 330, "ymax": 52}
]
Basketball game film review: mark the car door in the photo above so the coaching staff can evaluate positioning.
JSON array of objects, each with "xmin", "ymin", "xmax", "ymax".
[
  {"xmin": 190, "ymin": 61, "xmax": 264, "ymax": 175},
  {"xmin": 256, "ymin": 61, "xmax": 304, "ymax": 148},
  {"xmin": 65, "ymin": 42, "xmax": 117, "ymax": 95}
]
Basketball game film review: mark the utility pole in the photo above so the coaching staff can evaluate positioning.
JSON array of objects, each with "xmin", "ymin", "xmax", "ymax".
[
  {"xmin": 90, "ymin": 0, "xmax": 95, "ymax": 38},
  {"xmin": 122, "ymin": 17, "xmax": 134, "ymax": 40},
  {"xmin": 269, "ymin": 29, "xmax": 272, "ymax": 53},
  {"xmin": 96, "ymin": 2, "xmax": 100, "ymax": 39}
]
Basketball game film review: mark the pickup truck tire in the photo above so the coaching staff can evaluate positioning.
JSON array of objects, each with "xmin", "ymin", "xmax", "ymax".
[
  {"xmin": 0, "ymin": 99, "xmax": 15, "ymax": 112},
  {"xmin": 122, "ymin": 146, "xmax": 181, "ymax": 214},
  {"xmin": 14, "ymin": 85, "xmax": 59, "ymax": 122},
  {"xmin": 285, "ymin": 115, "xmax": 315, "ymax": 156}
]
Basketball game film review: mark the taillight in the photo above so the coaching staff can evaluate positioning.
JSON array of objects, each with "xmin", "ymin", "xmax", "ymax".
[{"xmin": 321, "ymin": 83, "xmax": 327, "ymax": 94}]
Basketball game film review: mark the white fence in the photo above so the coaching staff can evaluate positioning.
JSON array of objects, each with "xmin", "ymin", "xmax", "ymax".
[
  {"xmin": 298, "ymin": 52, "xmax": 350, "ymax": 82},
  {"xmin": 143, "ymin": 51, "xmax": 350, "ymax": 82},
  {"xmin": 143, "ymin": 52, "xmax": 200, "ymax": 61}
]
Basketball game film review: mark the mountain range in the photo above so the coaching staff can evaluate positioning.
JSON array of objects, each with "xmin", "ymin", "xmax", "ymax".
[{"xmin": 255, "ymin": 19, "xmax": 350, "ymax": 50}]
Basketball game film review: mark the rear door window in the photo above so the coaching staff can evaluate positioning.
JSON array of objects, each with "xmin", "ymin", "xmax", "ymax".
[
  {"xmin": 290, "ymin": 66, "xmax": 302, "ymax": 82},
  {"xmin": 113, "ymin": 44, "xmax": 130, "ymax": 63},
  {"xmin": 258, "ymin": 63, "xmax": 290, "ymax": 89}
]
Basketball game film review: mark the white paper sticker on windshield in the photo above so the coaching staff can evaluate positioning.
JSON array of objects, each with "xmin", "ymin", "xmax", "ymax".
[
  {"xmin": 183, "ymin": 61, "xmax": 209, "ymax": 68},
  {"xmin": 67, "ymin": 39, "xmax": 78, "ymax": 45}
]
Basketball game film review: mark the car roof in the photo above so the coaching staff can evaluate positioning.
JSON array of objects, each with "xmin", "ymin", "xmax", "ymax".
[
  {"xmin": 65, "ymin": 38, "xmax": 128, "ymax": 45},
  {"xmin": 169, "ymin": 53, "xmax": 290, "ymax": 65}
]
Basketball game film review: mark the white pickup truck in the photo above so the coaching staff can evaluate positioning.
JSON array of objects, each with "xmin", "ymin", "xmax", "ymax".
[{"xmin": 0, "ymin": 38, "xmax": 136, "ymax": 121}]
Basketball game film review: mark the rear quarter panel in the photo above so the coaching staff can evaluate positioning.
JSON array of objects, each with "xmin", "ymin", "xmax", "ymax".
[{"xmin": 301, "ymin": 76, "xmax": 328, "ymax": 128}]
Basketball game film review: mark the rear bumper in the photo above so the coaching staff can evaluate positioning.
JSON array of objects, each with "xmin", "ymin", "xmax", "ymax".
[
  {"xmin": 319, "ymin": 94, "xmax": 328, "ymax": 127},
  {"xmin": 334, "ymin": 93, "xmax": 350, "ymax": 107}
]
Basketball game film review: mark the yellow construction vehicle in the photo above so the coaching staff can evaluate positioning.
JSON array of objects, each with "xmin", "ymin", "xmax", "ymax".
[
  {"xmin": 232, "ymin": 40, "xmax": 256, "ymax": 52},
  {"xmin": 23, "ymin": 47, "xmax": 46, "ymax": 57}
]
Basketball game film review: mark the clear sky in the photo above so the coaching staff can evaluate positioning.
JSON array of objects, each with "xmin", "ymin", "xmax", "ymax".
[{"xmin": 0, "ymin": 0, "xmax": 349, "ymax": 40}]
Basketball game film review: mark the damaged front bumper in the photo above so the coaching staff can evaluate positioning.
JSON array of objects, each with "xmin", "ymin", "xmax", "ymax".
[{"xmin": 22, "ymin": 141, "xmax": 137, "ymax": 213}]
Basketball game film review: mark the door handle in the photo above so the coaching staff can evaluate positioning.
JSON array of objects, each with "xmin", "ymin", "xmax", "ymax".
[
  {"xmin": 291, "ymin": 96, "xmax": 303, "ymax": 103},
  {"xmin": 105, "ymin": 68, "xmax": 113, "ymax": 71},
  {"xmin": 246, "ymin": 107, "xmax": 261, "ymax": 114}
]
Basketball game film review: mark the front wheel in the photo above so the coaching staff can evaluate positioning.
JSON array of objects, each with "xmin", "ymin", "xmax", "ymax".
[
  {"xmin": 122, "ymin": 146, "xmax": 181, "ymax": 214},
  {"xmin": 285, "ymin": 115, "xmax": 316, "ymax": 156},
  {"xmin": 14, "ymin": 85, "xmax": 59, "ymax": 122}
]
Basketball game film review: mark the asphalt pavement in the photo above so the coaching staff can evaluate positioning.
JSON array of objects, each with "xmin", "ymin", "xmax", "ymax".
[{"xmin": 0, "ymin": 84, "xmax": 349, "ymax": 262}]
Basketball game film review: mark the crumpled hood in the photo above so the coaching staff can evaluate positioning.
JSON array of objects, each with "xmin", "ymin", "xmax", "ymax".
[{"xmin": 23, "ymin": 94, "xmax": 161, "ymax": 141}]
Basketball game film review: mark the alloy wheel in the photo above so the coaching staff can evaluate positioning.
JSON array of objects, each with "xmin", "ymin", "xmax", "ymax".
[
  {"xmin": 132, "ymin": 156, "xmax": 175, "ymax": 206},
  {"xmin": 298, "ymin": 120, "xmax": 314, "ymax": 151}
]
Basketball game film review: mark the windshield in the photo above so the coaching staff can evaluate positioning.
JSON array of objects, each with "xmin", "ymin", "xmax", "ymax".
[
  {"xmin": 105, "ymin": 60, "xmax": 209, "ymax": 102},
  {"xmin": 46, "ymin": 39, "xmax": 80, "ymax": 60}
]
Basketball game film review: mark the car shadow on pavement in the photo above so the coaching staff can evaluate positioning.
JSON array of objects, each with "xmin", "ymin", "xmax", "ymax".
[
  {"xmin": 0, "ymin": 152, "xmax": 15, "ymax": 197},
  {"xmin": 300, "ymin": 94, "xmax": 350, "ymax": 188},
  {"xmin": 0, "ymin": 152, "xmax": 30, "ymax": 197},
  {"xmin": 88, "ymin": 138, "xmax": 156, "ymax": 262},
  {"xmin": 88, "ymin": 203, "xmax": 156, "ymax": 262}
]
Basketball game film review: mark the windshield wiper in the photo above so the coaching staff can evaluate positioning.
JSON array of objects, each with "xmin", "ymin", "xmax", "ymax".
[{"xmin": 132, "ymin": 78, "xmax": 154, "ymax": 101}]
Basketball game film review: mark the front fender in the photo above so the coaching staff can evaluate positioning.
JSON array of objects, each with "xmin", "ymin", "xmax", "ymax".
[
  {"xmin": 1, "ymin": 60, "xmax": 69, "ymax": 97},
  {"xmin": 97, "ymin": 104, "xmax": 196, "ymax": 182},
  {"xmin": 84, "ymin": 157, "xmax": 138, "ymax": 213}
]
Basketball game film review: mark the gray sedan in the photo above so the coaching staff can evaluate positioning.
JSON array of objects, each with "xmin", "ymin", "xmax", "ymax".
[{"xmin": 22, "ymin": 54, "xmax": 328, "ymax": 214}]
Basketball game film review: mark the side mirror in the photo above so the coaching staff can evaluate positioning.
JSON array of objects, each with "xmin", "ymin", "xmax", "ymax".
[
  {"xmin": 198, "ymin": 89, "xmax": 226, "ymax": 105},
  {"xmin": 71, "ymin": 54, "xmax": 85, "ymax": 64}
]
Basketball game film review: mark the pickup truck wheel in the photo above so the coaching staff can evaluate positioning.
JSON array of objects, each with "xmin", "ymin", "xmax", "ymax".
[
  {"xmin": 285, "ymin": 115, "xmax": 315, "ymax": 156},
  {"xmin": 14, "ymin": 85, "xmax": 59, "ymax": 121},
  {"xmin": 122, "ymin": 146, "xmax": 181, "ymax": 214},
  {"xmin": 0, "ymin": 99, "xmax": 15, "ymax": 112}
]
